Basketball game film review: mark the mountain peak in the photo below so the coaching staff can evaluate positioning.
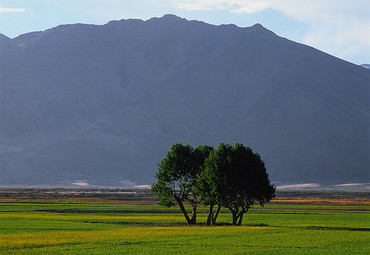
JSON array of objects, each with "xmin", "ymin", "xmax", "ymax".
[
  {"xmin": 161, "ymin": 14, "xmax": 182, "ymax": 20},
  {"xmin": 248, "ymin": 23, "xmax": 274, "ymax": 35},
  {"xmin": 0, "ymin": 33, "xmax": 12, "ymax": 49},
  {"xmin": 148, "ymin": 14, "xmax": 185, "ymax": 23},
  {"xmin": 252, "ymin": 23, "xmax": 265, "ymax": 29},
  {"xmin": 0, "ymin": 33, "xmax": 10, "ymax": 41},
  {"xmin": 0, "ymin": 15, "xmax": 369, "ymax": 186}
]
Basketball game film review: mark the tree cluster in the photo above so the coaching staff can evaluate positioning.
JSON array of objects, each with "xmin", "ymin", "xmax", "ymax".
[{"xmin": 151, "ymin": 143, "xmax": 275, "ymax": 226}]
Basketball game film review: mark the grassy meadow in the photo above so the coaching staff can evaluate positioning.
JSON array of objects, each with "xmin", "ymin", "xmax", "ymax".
[{"xmin": 0, "ymin": 191, "xmax": 369, "ymax": 254}]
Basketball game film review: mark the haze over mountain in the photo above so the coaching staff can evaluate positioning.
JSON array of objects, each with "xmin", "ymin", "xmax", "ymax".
[{"xmin": 0, "ymin": 15, "xmax": 369, "ymax": 187}]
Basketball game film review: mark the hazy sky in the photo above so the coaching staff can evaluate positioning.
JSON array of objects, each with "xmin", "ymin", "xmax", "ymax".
[{"xmin": 0, "ymin": 0, "xmax": 369, "ymax": 64}]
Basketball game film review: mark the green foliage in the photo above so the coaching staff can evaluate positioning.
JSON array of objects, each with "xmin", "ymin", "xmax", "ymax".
[
  {"xmin": 151, "ymin": 144, "xmax": 195, "ymax": 206},
  {"xmin": 203, "ymin": 143, "xmax": 276, "ymax": 225},
  {"xmin": 151, "ymin": 143, "xmax": 212, "ymax": 224},
  {"xmin": 153, "ymin": 142, "xmax": 275, "ymax": 225},
  {"xmin": 193, "ymin": 145, "xmax": 214, "ymax": 172}
]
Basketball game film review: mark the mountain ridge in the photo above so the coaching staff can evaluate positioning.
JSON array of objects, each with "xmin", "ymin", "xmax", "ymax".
[
  {"xmin": 361, "ymin": 64, "xmax": 370, "ymax": 69},
  {"xmin": 0, "ymin": 15, "xmax": 369, "ymax": 186}
]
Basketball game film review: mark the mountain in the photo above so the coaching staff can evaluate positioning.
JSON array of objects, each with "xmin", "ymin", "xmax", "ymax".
[
  {"xmin": 0, "ymin": 15, "xmax": 369, "ymax": 187},
  {"xmin": 361, "ymin": 64, "xmax": 370, "ymax": 69}
]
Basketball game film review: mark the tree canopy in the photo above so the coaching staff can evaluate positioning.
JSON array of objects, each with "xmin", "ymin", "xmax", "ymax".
[
  {"xmin": 202, "ymin": 143, "xmax": 275, "ymax": 225},
  {"xmin": 151, "ymin": 143, "xmax": 212, "ymax": 225},
  {"xmin": 152, "ymin": 142, "xmax": 275, "ymax": 226}
]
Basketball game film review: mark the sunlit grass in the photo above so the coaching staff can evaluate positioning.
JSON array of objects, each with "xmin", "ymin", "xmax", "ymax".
[
  {"xmin": 0, "ymin": 197, "xmax": 369, "ymax": 254},
  {"xmin": 2, "ymin": 226, "xmax": 369, "ymax": 254}
]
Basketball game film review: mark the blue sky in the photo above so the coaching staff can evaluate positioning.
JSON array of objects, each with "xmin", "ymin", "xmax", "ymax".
[{"xmin": 0, "ymin": 0, "xmax": 369, "ymax": 64}]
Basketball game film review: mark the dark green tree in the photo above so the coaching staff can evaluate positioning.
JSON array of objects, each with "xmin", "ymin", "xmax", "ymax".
[
  {"xmin": 151, "ymin": 143, "xmax": 212, "ymax": 225},
  {"xmin": 193, "ymin": 145, "xmax": 217, "ymax": 225},
  {"xmin": 203, "ymin": 143, "xmax": 275, "ymax": 225},
  {"xmin": 196, "ymin": 157, "xmax": 222, "ymax": 226}
]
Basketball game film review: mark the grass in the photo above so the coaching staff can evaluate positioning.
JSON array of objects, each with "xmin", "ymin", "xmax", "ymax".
[{"xmin": 0, "ymin": 194, "xmax": 369, "ymax": 254}]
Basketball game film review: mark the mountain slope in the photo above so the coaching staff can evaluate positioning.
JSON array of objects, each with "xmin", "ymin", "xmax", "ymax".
[
  {"xmin": 361, "ymin": 64, "xmax": 370, "ymax": 69},
  {"xmin": 0, "ymin": 15, "xmax": 369, "ymax": 186}
]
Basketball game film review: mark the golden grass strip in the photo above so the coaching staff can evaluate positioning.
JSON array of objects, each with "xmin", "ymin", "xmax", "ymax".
[
  {"xmin": 0, "ymin": 213, "xmax": 181, "ymax": 221},
  {"xmin": 0, "ymin": 226, "xmax": 268, "ymax": 249}
]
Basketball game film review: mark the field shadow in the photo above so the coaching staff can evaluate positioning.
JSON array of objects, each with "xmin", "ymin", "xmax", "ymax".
[
  {"xmin": 301, "ymin": 226, "xmax": 370, "ymax": 231},
  {"xmin": 37, "ymin": 209, "xmax": 180, "ymax": 214}
]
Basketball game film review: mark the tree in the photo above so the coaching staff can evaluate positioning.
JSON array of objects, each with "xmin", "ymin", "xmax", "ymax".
[
  {"xmin": 196, "ymin": 145, "xmax": 224, "ymax": 225},
  {"xmin": 203, "ymin": 143, "xmax": 275, "ymax": 225},
  {"xmin": 196, "ymin": 170, "xmax": 222, "ymax": 226},
  {"xmin": 151, "ymin": 143, "xmax": 212, "ymax": 225},
  {"xmin": 193, "ymin": 145, "xmax": 217, "ymax": 225}
]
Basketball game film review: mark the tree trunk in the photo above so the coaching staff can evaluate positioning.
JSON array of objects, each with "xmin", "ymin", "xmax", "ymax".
[
  {"xmin": 175, "ymin": 197, "xmax": 192, "ymax": 225},
  {"xmin": 237, "ymin": 207, "xmax": 249, "ymax": 226},
  {"xmin": 207, "ymin": 204, "xmax": 214, "ymax": 226},
  {"xmin": 190, "ymin": 202, "xmax": 197, "ymax": 225},
  {"xmin": 212, "ymin": 205, "xmax": 221, "ymax": 225},
  {"xmin": 237, "ymin": 212, "xmax": 244, "ymax": 225},
  {"xmin": 232, "ymin": 212, "xmax": 238, "ymax": 225}
]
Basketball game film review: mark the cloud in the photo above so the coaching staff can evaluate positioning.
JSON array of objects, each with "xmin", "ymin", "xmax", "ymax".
[
  {"xmin": 0, "ymin": 7, "xmax": 25, "ymax": 13},
  {"xmin": 170, "ymin": 0, "xmax": 275, "ymax": 14},
  {"xmin": 168, "ymin": 0, "xmax": 370, "ymax": 63},
  {"xmin": 170, "ymin": 0, "xmax": 237, "ymax": 11}
]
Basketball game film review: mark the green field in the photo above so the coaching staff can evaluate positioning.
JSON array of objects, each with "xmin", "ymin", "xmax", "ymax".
[{"xmin": 0, "ymin": 193, "xmax": 369, "ymax": 254}]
